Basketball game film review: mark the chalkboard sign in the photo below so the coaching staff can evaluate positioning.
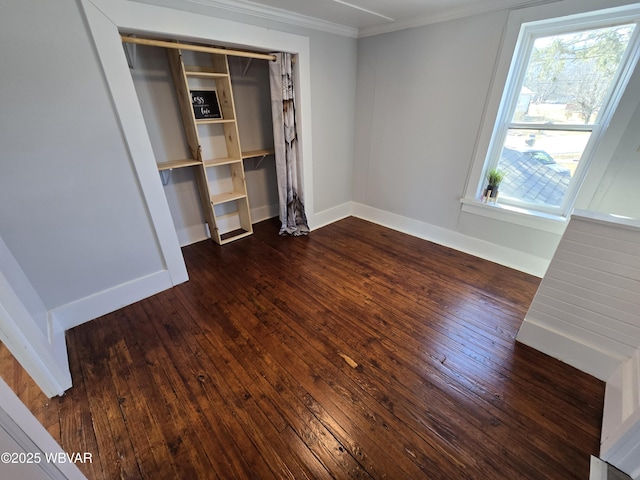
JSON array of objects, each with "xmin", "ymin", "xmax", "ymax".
[{"xmin": 191, "ymin": 90, "xmax": 222, "ymax": 119}]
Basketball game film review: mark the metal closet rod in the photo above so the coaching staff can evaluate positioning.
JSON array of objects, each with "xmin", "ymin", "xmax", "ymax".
[{"xmin": 120, "ymin": 35, "xmax": 277, "ymax": 61}]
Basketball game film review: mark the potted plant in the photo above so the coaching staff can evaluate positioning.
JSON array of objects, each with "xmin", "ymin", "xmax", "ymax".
[{"xmin": 483, "ymin": 168, "xmax": 505, "ymax": 203}]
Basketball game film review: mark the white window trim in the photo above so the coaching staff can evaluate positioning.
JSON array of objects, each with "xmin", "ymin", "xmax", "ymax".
[
  {"xmin": 460, "ymin": 198, "xmax": 570, "ymax": 234},
  {"xmin": 461, "ymin": 0, "xmax": 640, "ymax": 231}
]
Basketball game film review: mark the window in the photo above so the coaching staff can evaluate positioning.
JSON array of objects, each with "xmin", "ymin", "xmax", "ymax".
[{"xmin": 478, "ymin": 9, "xmax": 640, "ymax": 218}]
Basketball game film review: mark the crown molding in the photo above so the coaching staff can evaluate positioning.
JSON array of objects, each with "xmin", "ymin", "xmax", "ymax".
[
  {"xmin": 358, "ymin": 0, "xmax": 559, "ymax": 37},
  {"xmin": 135, "ymin": 0, "xmax": 560, "ymax": 39},
  {"xmin": 183, "ymin": 0, "xmax": 359, "ymax": 37}
]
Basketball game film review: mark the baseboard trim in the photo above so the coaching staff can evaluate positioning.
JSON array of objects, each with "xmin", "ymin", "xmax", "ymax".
[
  {"xmin": 50, "ymin": 270, "xmax": 173, "ymax": 330},
  {"xmin": 351, "ymin": 202, "xmax": 549, "ymax": 277},
  {"xmin": 311, "ymin": 202, "xmax": 353, "ymax": 231},
  {"xmin": 175, "ymin": 224, "xmax": 208, "ymax": 247},
  {"xmin": 251, "ymin": 203, "xmax": 279, "ymax": 224},
  {"xmin": 516, "ymin": 317, "xmax": 625, "ymax": 381}
]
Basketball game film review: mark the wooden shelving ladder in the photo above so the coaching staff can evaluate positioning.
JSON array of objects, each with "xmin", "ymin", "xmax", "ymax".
[{"xmin": 167, "ymin": 48, "xmax": 253, "ymax": 245}]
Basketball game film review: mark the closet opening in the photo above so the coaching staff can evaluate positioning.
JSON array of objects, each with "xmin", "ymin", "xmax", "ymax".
[{"xmin": 123, "ymin": 36, "xmax": 280, "ymax": 247}]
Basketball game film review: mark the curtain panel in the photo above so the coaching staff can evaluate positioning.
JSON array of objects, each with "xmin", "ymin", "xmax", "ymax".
[{"xmin": 269, "ymin": 52, "xmax": 309, "ymax": 236}]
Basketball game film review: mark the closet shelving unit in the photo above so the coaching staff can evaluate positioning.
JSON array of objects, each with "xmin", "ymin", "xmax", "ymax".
[
  {"xmin": 168, "ymin": 47, "xmax": 253, "ymax": 244},
  {"xmin": 123, "ymin": 36, "xmax": 275, "ymax": 245}
]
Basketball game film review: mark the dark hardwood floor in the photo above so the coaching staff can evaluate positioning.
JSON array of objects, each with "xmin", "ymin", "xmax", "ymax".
[{"xmin": 0, "ymin": 217, "xmax": 604, "ymax": 479}]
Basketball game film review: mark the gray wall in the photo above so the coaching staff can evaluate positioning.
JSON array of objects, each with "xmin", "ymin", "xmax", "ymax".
[
  {"xmin": 353, "ymin": 1, "xmax": 640, "ymax": 263},
  {"xmin": 354, "ymin": 11, "xmax": 507, "ymax": 231},
  {"xmin": 0, "ymin": 0, "xmax": 165, "ymax": 309}
]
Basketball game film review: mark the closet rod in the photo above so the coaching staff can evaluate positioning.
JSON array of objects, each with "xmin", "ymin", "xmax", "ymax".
[{"xmin": 120, "ymin": 35, "xmax": 277, "ymax": 61}]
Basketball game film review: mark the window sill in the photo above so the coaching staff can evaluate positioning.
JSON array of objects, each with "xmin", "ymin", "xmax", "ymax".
[{"xmin": 459, "ymin": 198, "xmax": 569, "ymax": 235}]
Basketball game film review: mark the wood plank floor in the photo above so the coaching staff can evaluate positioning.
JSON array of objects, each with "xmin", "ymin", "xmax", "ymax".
[{"xmin": 0, "ymin": 217, "xmax": 604, "ymax": 479}]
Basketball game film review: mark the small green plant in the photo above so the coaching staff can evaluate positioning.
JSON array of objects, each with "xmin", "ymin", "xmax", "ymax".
[{"xmin": 486, "ymin": 168, "xmax": 505, "ymax": 186}]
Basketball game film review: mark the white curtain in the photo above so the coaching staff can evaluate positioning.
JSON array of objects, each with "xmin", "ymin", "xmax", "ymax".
[{"xmin": 269, "ymin": 52, "xmax": 309, "ymax": 236}]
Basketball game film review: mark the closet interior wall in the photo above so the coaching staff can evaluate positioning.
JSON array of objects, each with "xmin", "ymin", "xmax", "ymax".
[{"xmin": 128, "ymin": 43, "xmax": 277, "ymax": 247}]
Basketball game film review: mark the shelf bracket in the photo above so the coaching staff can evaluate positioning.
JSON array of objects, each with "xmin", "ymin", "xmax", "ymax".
[
  {"xmin": 254, "ymin": 154, "xmax": 268, "ymax": 169},
  {"xmin": 159, "ymin": 169, "xmax": 171, "ymax": 185},
  {"xmin": 242, "ymin": 58, "xmax": 254, "ymax": 77}
]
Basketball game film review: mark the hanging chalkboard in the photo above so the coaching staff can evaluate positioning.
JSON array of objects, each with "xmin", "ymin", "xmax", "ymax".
[{"xmin": 191, "ymin": 90, "xmax": 222, "ymax": 119}]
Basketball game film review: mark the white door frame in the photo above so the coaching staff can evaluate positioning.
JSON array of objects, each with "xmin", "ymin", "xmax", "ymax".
[
  {"xmin": 0, "ymin": 235, "xmax": 71, "ymax": 398},
  {"xmin": 0, "ymin": 377, "xmax": 86, "ymax": 479}
]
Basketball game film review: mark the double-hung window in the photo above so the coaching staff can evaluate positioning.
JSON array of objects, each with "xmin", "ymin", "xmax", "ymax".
[{"xmin": 475, "ymin": 6, "xmax": 640, "ymax": 219}]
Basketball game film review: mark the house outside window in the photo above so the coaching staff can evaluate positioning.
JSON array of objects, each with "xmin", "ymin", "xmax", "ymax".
[{"xmin": 474, "ymin": 6, "xmax": 640, "ymax": 220}]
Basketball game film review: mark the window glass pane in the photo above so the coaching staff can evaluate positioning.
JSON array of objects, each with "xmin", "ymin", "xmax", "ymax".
[
  {"xmin": 496, "ymin": 129, "xmax": 591, "ymax": 208},
  {"xmin": 512, "ymin": 24, "xmax": 635, "ymax": 125}
]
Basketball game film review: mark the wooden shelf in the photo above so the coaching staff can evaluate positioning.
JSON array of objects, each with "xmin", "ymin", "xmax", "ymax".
[
  {"xmin": 157, "ymin": 159, "xmax": 201, "ymax": 171},
  {"xmin": 203, "ymin": 157, "xmax": 243, "ymax": 167},
  {"xmin": 219, "ymin": 229, "xmax": 253, "ymax": 244},
  {"xmin": 195, "ymin": 118, "xmax": 236, "ymax": 125},
  {"xmin": 242, "ymin": 149, "xmax": 275, "ymax": 159},
  {"xmin": 184, "ymin": 66, "xmax": 228, "ymax": 78},
  {"xmin": 210, "ymin": 191, "xmax": 247, "ymax": 206}
]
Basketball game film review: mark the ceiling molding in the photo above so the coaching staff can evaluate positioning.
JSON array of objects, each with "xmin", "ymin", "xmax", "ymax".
[
  {"xmin": 184, "ymin": 0, "xmax": 360, "ymax": 37},
  {"xmin": 145, "ymin": 0, "xmax": 560, "ymax": 39},
  {"xmin": 358, "ymin": 0, "xmax": 559, "ymax": 37}
]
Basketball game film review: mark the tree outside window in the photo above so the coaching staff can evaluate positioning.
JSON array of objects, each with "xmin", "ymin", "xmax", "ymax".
[{"xmin": 486, "ymin": 21, "xmax": 637, "ymax": 215}]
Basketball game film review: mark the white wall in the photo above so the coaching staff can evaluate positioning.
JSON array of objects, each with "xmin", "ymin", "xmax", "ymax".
[
  {"xmin": 589, "ymin": 93, "xmax": 640, "ymax": 218},
  {"xmin": 517, "ymin": 211, "xmax": 640, "ymax": 380}
]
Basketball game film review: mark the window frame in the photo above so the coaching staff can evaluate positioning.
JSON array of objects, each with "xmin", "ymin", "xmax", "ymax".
[{"xmin": 462, "ymin": 2, "xmax": 640, "ymax": 228}]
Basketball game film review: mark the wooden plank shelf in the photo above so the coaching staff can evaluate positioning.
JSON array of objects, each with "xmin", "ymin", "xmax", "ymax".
[
  {"xmin": 203, "ymin": 157, "xmax": 243, "ymax": 167},
  {"xmin": 195, "ymin": 118, "xmax": 236, "ymax": 125},
  {"xmin": 219, "ymin": 228, "xmax": 253, "ymax": 244},
  {"xmin": 210, "ymin": 190, "xmax": 247, "ymax": 206},
  {"xmin": 157, "ymin": 159, "xmax": 201, "ymax": 171},
  {"xmin": 241, "ymin": 149, "xmax": 275, "ymax": 159}
]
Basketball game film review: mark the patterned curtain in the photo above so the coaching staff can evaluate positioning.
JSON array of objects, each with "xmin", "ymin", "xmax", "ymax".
[{"xmin": 269, "ymin": 52, "xmax": 309, "ymax": 236}]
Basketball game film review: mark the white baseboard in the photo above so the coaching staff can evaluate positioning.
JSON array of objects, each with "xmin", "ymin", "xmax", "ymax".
[
  {"xmin": 175, "ymin": 224, "xmax": 208, "ymax": 247},
  {"xmin": 50, "ymin": 270, "xmax": 174, "ymax": 330},
  {"xmin": 251, "ymin": 203, "xmax": 279, "ymax": 224},
  {"xmin": 350, "ymin": 202, "xmax": 549, "ymax": 277},
  {"xmin": 516, "ymin": 317, "xmax": 625, "ymax": 381},
  {"xmin": 310, "ymin": 201, "xmax": 352, "ymax": 231}
]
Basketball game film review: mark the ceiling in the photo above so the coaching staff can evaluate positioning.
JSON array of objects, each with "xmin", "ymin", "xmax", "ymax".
[{"xmin": 180, "ymin": 0, "xmax": 558, "ymax": 37}]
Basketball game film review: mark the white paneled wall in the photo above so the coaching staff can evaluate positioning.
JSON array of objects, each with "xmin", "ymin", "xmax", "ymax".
[{"xmin": 517, "ymin": 210, "xmax": 640, "ymax": 381}]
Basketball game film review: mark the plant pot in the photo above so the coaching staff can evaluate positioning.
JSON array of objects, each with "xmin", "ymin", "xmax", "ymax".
[{"xmin": 483, "ymin": 184, "xmax": 499, "ymax": 203}]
